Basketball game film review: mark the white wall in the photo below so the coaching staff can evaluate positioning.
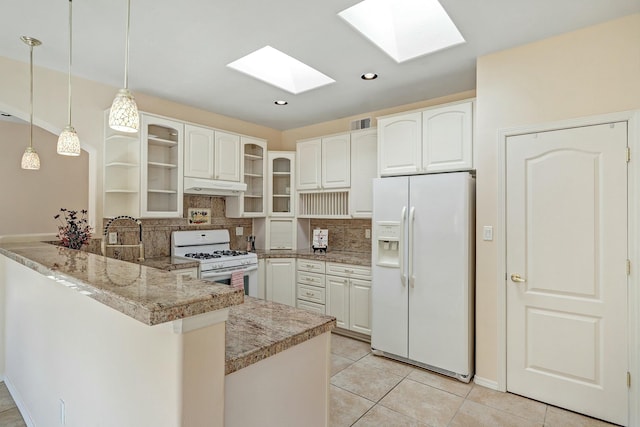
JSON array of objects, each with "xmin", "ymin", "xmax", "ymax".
[
  {"xmin": 0, "ymin": 121, "xmax": 89, "ymax": 236},
  {"xmin": 474, "ymin": 13, "xmax": 640, "ymax": 382}
]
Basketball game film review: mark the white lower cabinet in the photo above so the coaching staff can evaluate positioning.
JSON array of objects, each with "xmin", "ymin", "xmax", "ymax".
[
  {"xmin": 326, "ymin": 262, "xmax": 372, "ymax": 335},
  {"xmin": 296, "ymin": 259, "xmax": 326, "ymax": 313},
  {"xmin": 257, "ymin": 259, "xmax": 266, "ymax": 300},
  {"xmin": 265, "ymin": 258, "xmax": 296, "ymax": 307}
]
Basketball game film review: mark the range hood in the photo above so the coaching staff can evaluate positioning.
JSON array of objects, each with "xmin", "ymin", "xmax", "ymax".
[{"xmin": 184, "ymin": 177, "xmax": 247, "ymax": 196}]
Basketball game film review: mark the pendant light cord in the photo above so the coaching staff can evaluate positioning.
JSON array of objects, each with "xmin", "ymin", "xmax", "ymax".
[
  {"xmin": 124, "ymin": 0, "xmax": 131, "ymax": 89},
  {"xmin": 67, "ymin": 0, "xmax": 73, "ymax": 126},
  {"xmin": 29, "ymin": 42, "xmax": 34, "ymax": 149}
]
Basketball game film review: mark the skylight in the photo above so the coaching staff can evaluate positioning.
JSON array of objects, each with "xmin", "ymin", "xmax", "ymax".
[
  {"xmin": 227, "ymin": 46, "xmax": 335, "ymax": 95},
  {"xmin": 338, "ymin": 0, "xmax": 465, "ymax": 63}
]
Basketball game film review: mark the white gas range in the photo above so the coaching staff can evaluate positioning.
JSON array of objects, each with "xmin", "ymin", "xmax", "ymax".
[{"xmin": 171, "ymin": 229, "xmax": 258, "ymax": 296}]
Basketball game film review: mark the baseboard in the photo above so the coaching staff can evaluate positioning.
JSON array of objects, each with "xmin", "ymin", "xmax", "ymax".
[
  {"xmin": 331, "ymin": 328, "xmax": 371, "ymax": 343},
  {"xmin": 473, "ymin": 375, "xmax": 499, "ymax": 390},
  {"xmin": 3, "ymin": 377, "xmax": 34, "ymax": 427}
]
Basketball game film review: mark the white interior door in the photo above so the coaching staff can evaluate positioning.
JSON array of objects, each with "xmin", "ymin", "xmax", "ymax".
[{"xmin": 506, "ymin": 122, "xmax": 628, "ymax": 425}]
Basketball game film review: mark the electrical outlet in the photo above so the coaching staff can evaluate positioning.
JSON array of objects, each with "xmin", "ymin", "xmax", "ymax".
[
  {"xmin": 365, "ymin": 229, "xmax": 371, "ymax": 239},
  {"xmin": 235, "ymin": 227, "xmax": 243, "ymax": 236},
  {"xmin": 108, "ymin": 232, "xmax": 118, "ymax": 244}
]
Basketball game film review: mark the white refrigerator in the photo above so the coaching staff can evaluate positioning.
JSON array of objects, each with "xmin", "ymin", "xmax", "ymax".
[{"xmin": 371, "ymin": 172, "xmax": 475, "ymax": 382}]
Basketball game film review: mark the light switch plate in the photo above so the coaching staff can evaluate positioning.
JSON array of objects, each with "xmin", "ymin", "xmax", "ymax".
[
  {"xmin": 483, "ymin": 226, "xmax": 493, "ymax": 241},
  {"xmin": 235, "ymin": 227, "xmax": 243, "ymax": 236},
  {"xmin": 108, "ymin": 232, "xmax": 118, "ymax": 244},
  {"xmin": 365, "ymin": 229, "xmax": 371, "ymax": 239}
]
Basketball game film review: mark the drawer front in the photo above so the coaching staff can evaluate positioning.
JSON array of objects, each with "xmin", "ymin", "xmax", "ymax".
[
  {"xmin": 297, "ymin": 299, "xmax": 325, "ymax": 314},
  {"xmin": 297, "ymin": 271, "xmax": 326, "ymax": 287},
  {"xmin": 326, "ymin": 262, "xmax": 371, "ymax": 279},
  {"xmin": 297, "ymin": 284, "xmax": 326, "ymax": 304},
  {"xmin": 297, "ymin": 259, "xmax": 326, "ymax": 274}
]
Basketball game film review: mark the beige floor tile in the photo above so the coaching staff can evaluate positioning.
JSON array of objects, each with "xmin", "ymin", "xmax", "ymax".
[
  {"xmin": 0, "ymin": 383, "xmax": 17, "ymax": 413},
  {"xmin": 407, "ymin": 368, "xmax": 473, "ymax": 398},
  {"xmin": 353, "ymin": 405, "xmax": 429, "ymax": 427},
  {"xmin": 332, "ymin": 354, "xmax": 354, "ymax": 376},
  {"xmin": 380, "ymin": 378, "xmax": 463, "ymax": 427},
  {"xmin": 466, "ymin": 386, "xmax": 546, "ymax": 423},
  {"xmin": 450, "ymin": 400, "xmax": 542, "ymax": 427},
  {"xmin": 545, "ymin": 405, "xmax": 621, "ymax": 427},
  {"xmin": 354, "ymin": 354, "xmax": 414, "ymax": 378},
  {"xmin": 329, "ymin": 385, "xmax": 375, "ymax": 427},
  {"xmin": 331, "ymin": 363, "xmax": 404, "ymax": 402},
  {"xmin": 0, "ymin": 408, "xmax": 27, "ymax": 427},
  {"xmin": 331, "ymin": 334, "xmax": 371, "ymax": 361}
]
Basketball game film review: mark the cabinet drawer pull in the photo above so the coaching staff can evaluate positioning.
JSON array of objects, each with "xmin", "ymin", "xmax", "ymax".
[{"xmin": 306, "ymin": 291, "xmax": 314, "ymax": 297}]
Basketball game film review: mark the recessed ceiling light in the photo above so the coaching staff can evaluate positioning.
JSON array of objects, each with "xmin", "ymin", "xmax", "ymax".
[
  {"xmin": 227, "ymin": 46, "xmax": 335, "ymax": 94},
  {"xmin": 361, "ymin": 73, "xmax": 378, "ymax": 80},
  {"xmin": 274, "ymin": 100, "xmax": 288, "ymax": 106},
  {"xmin": 339, "ymin": 0, "xmax": 465, "ymax": 63}
]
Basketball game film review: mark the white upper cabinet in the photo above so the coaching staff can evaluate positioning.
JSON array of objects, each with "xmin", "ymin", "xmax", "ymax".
[
  {"xmin": 214, "ymin": 131, "xmax": 241, "ymax": 182},
  {"xmin": 269, "ymin": 151, "xmax": 295, "ymax": 217},
  {"xmin": 140, "ymin": 114, "xmax": 183, "ymax": 218},
  {"xmin": 378, "ymin": 100, "xmax": 473, "ymax": 176},
  {"xmin": 226, "ymin": 137, "xmax": 267, "ymax": 218},
  {"xmin": 422, "ymin": 101, "xmax": 473, "ymax": 173},
  {"xmin": 378, "ymin": 111, "xmax": 422, "ymax": 176},
  {"xmin": 184, "ymin": 125, "xmax": 240, "ymax": 182},
  {"xmin": 296, "ymin": 133, "xmax": 351, "ymax": 190},
  {"xmin": 350, "ymin": 129, "xmax": 377, "ymax": 218},
  {"xmin": 322, "ymin": 133, "xmax": 350, "ymax": 188},
  {"xmin": 296, "ymin": 139, "xmax": 322, "ymax": 190},
  {"xmin": 184, "ymin": 124, "xmax": 214, "ymax": 179}
]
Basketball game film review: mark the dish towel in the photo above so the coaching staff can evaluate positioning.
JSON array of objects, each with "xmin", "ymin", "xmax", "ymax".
[{"xmin": 231, "ymin": 270, "xmax": 244, "ymax": 291}]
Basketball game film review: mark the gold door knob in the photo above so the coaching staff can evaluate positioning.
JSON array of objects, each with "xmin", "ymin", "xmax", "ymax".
[{"xmin": 510, "ymin": 273, "xmax": 526, "ymax": 283}]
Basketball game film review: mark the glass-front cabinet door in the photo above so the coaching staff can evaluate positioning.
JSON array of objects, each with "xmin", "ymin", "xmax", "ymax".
[
  {"xmin": 268, "ymin": 151, "xmax": 295, "ymax": 217},
  {"xmin": 140, "ymin": 114, "xmax": 183, "ymax": 217},
  {"xmin": 242, "ymin": 138, "xmax": 267, "ymax": 216}
]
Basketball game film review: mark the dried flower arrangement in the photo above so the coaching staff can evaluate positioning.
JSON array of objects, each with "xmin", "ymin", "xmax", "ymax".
[{"xmin": 54, "ymin": 208, "xmax": 93, "ymax": 250}]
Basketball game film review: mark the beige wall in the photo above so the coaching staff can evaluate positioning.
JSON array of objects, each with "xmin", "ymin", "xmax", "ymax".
[
  {"xmin": 474, "ymin": 14, "xmax": 640, "ymax": 382},
  {"xmin": 0, "ymin": 121, "xmax": 89, "ymax": 235},
  {"xmin": 280, "ymin": 90, "xmax": 476, "ymax": 150},
  {"xmin": 0, "ymin": 56, "xmax": 281, "ymax": 228}
]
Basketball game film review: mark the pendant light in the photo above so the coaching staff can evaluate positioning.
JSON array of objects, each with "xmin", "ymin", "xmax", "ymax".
[
  {"xmin": 57, "ymin": 0, "xmax": 81, "ymax": 156},
  {"xmin": 20, "ymin": 36, "xmax": 42, "ymax": 171},
  {"xmin": 108, "ymin": 0, "xmax": 139, "ymax": 133}
]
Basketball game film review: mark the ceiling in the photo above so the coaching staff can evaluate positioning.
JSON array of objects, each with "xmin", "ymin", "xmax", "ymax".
[{"xmin": 1, "ymin": 0, "xmax": 638, "ymax": 130}]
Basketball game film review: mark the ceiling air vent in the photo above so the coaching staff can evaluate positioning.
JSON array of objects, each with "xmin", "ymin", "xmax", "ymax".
[{"xmin": 350, "ymin": 117, "xmax": 371, "ymax": 131}]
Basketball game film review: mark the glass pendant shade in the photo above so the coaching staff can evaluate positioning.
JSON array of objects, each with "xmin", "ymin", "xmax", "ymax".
[
  {"xmin": 108, "ymin": 88, "xmax": 139, "ymax": 133},
  {"xmin": 57, "ymin": 125, "xmax": 81, "ymax": 156},
  {"xmin": 21, "ymin": 146, "xmax": 41, "ymax": 170}
]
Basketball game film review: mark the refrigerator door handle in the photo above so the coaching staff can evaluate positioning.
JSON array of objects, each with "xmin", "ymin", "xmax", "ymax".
[
  {"xmin": 408, "ymin": 206, "xmax": 416, "ymax": 288},
  {"xmin": 400, "ymin": 206, "xmax": 407, "ymax": 286}
]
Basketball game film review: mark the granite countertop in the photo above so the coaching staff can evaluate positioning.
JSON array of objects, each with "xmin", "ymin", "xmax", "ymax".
[
  {"xmin": 225, "ymin": 296, "xmax": 336, "ymax": 375},
  {"xmin": 257, "ymin": 249, "xmax": 371, "ymax": 266},
  {"xmin": 139, "ymin": 256, "xmax": 200, "ymax": 271},
  {"xmin": 0, "ymin": 242, "xmax": 243, "ymax": 326}
]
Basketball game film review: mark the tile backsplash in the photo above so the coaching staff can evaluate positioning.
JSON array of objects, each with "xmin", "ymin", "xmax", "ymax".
[
  {"xmin": 96, "ymin": 196, "xmax": 252, "ymax": 261},
  {"xmin": 94, "ymin": 196, "xmax": 372, "ymax": 261},
  {"xmin": 309, "ymin": 219, "xmax": 372, "ymax": 254}
]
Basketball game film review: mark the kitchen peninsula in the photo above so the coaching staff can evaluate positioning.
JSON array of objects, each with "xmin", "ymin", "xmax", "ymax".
[{"xmin": 0, "ymin": 242, "xmax": 335, "ymax": 427}]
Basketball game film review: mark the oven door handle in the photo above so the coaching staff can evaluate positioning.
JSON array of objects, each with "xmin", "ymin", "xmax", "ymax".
[{"xmin": 201, "ymin": 264, "xmax": 258, "ymax": 279}]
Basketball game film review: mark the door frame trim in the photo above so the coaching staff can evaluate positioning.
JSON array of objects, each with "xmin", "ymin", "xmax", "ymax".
[{"xmin": 496, "ymin": 110, "xmax": 639, "ymax": 425}]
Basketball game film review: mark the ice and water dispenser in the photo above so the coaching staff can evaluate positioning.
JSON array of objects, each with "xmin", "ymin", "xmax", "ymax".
[{"xmin": 375, "ymin": 221, "xmax": 401, "ymax": 267}]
